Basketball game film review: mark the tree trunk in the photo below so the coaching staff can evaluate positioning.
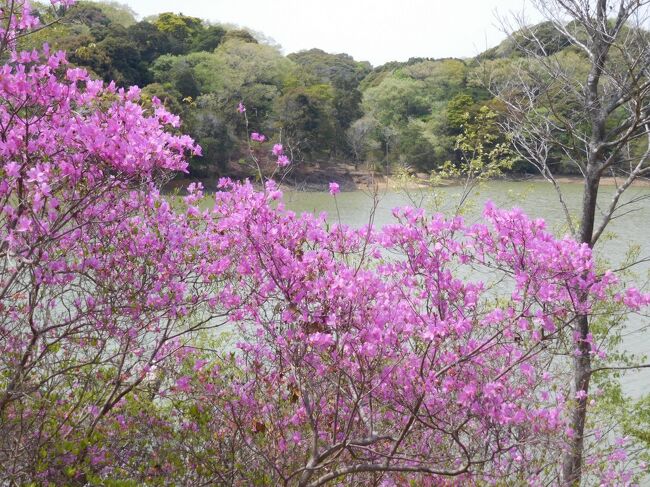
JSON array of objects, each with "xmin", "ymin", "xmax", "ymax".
[
  {"xmin": 562, "ymin": 165, "xmax": 600, "ymax": 485},
  {"xmin": 561, "ymin": 313, "xmax": 592, "ymax": 485}
]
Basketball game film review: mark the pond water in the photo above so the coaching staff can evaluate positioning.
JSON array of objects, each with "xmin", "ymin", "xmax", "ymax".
[{"xmin": 282, "ymin": 180, "xmax": 650, "ymax": 398}]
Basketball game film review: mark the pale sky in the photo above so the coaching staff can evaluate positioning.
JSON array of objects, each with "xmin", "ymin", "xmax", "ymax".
[{"xmin": 118, "ymin": 0, "xmax": 538, "ymax": 66}]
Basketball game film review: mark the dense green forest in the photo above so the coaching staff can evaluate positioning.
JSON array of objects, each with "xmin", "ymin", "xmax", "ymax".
[{"xmin": 24, "ymin": 1, "xmax": 599, "ymax": 179}]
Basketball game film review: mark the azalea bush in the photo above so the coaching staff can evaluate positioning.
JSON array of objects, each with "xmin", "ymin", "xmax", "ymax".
[
  {"xmin": 81, "ymin": 180, "xmax": 646, "ymax": 486},
  {"xmin": 0, "ymin": 2, "xmax": 649, "ymax": 485},
  {"xmin": 0, "ymin": 2, "xmax": 225, "ymax": 482}
]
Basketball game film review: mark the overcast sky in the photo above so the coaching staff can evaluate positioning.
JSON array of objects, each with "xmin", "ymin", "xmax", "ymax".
[{"xmin": 118, "ymin": 0, "xmax": 539, "ymax": 66}]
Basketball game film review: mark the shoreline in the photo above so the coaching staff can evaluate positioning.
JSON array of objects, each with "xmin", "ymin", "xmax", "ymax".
[{"xmin": 165, "ymin": 172, "xmax": 650, "ymax": 193}]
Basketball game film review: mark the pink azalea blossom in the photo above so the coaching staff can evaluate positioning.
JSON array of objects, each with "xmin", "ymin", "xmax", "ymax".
[
  {"xmin": 175, "ymin": 376, "xmax": 192, "ymax": 392},
  {"xmin": 277, "ymin": 154, "xmax": 290, "ymax": 167},
  {"xmin": 5, "ymin": 161, "xmax": 20, "ymax": 178}
]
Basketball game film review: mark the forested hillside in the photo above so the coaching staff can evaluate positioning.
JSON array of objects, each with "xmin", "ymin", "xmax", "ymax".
[{"xmin": 22, "ymin": 1, "xmax": 638, "ymax": 179}]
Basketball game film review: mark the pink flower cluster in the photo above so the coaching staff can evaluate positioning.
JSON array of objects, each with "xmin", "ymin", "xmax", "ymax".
[
  {"xmin": 272, "ymin": 143, "xmax": 290, "ymax": 167},
  {"xmin": 247, "ymin": 128, "xmax": 290, "ymax": 167},
  {"xmin": 89, "ymin": 179, "xmax": 640, "ymax": 485}
]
